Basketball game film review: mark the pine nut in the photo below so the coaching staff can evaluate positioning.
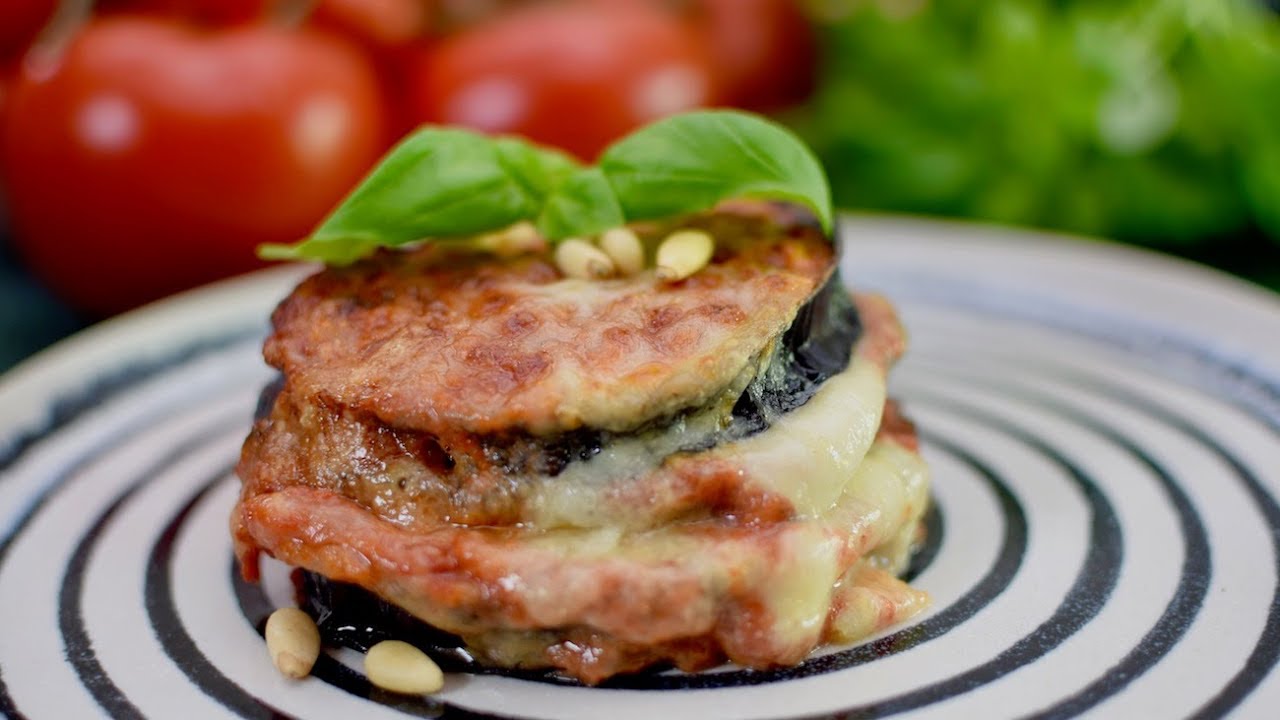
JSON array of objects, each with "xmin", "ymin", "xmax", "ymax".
[
  {"xmin": 656, "ymin": 230, "xmax": 714, "ymax": 282},
  {"xmin": 364, "ymin": 640, "xmax": 445, "ymax": 695},
  {"xmin": 474, "ymin": 221, "xmax": 544, "ymax": 257},
  {"xmin": 264, "ymin": 607, "xmax": 320, "ymax": 679},
  {"xmin": 598, "ymin": 227, "xmax": 645, "ymax": 276},
  {"xmin": 554, "ymin": 238, "xmax": 615, "ymax": 279}
]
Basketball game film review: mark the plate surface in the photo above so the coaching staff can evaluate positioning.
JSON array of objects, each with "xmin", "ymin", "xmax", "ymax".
[{"xmin": 1, "ymin": 217, "xmax": 1278, "ymax": 720}]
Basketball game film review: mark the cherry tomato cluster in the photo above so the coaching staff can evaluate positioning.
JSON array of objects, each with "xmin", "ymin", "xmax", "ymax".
[{"xmin": 0, "ymin": 0, "xmax": 815, "ymax": 315}]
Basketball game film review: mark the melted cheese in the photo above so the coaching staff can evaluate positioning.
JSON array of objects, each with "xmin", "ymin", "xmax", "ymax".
[
  {"xmin": 525, "ymin": 351, "xmax": 887, "ymax": 529},
  {"xmin": 442, "ymin": 438, "xmax": 929, "ymax": 661},
  {"xmin": 758, "ymin": 440, "xmax": 929, "ymax": 651},
  {"xmin": 759, "ymin": 526, "xmax": 845, "ymax": 658},
  {"xmin": 240, "ymin": 436, "xmax": 931, "ymax": 673},
  {"xmin": 713, "ymin": 354, "xmax": 886, "ymax": 517},
  {"xmin": 266, "ymin": 215, "xmax": 835, "ymax": 437}
]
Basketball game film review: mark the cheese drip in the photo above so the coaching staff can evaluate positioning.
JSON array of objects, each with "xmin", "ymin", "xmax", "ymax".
[
  {"xmin": 527, "ymin": 350, "xmax": 887, "ymax": 528},
  {"xmin": 443, "ymin": 441, "xmax": 927, "ymax": 659},
  {"xmin": 292, "ymin": 439, "xmax": 931, "ymax": 674}
]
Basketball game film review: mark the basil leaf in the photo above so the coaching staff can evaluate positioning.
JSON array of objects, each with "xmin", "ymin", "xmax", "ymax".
[
  {"xmin": 537, "ymin": 167, "xmax": 626, "ymax": 240},
  {"xmin": 260, "ymin": 128, "xmax": 580, "ymax": 264},
  {"xmin": 494, "ymin": 137, "xmax": 581, "ymax": 203},
  {"xmin": 599, "ymin": 110, "xmax": 833, "ymax": 233},
  {"xmin": 260, "ymin": 110, "xmax": 835, "ymax": 264}
]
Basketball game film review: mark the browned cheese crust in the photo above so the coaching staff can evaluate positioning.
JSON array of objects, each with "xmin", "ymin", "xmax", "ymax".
[
  {"xmin": 239, "ymin": 210, "xmax": 837, "ymax": 529},
  {"xmin": 233, "ymin": 207, "xmax": 931, "ymax": 684},
  {"xmin": 263, "ymin": 211, "xmax": 833, "ymax": 437}
]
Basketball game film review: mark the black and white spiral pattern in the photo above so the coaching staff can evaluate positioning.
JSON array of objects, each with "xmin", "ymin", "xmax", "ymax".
[{"xmin": 1, "ymin": 218, "xmax": 1277, "ymax": 719}]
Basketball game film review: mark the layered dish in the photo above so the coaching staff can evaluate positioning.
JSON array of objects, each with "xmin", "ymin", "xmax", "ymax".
[{"xmin": 232, "ymin": 112, "xmax": 931, "ymax": 685}]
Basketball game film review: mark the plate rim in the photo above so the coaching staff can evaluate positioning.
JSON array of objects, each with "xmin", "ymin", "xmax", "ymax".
[{"xmin": 2, "ymin": 213, "xmax": 1279, "ymax": 719}]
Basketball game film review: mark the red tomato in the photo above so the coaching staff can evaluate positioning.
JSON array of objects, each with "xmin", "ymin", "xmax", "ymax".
[
  {"xmin": 0, "ymin": 68, "xmax": 11, "ymax": 195},
  {"xmin": 0, "ymin": 68, "xmax": 9, "ymax": 127},
  {"xmin": 410, "ymin": 2, "xmax": 718, "ymax": 160},
  {"xmin": 309, "ymin": 0, "xmax": 436, "ymax": 141},
  {"xmin": 98, "ymin": 0, "xmax": 270, "ymax": 26},
  {"xmin": 690, "ymin": 0, "xmax": 816, "ymax": 110},
  {"xmin": 1, "ymin": 17, "xmax": 387, "ymax": 315},
  {"xmin": 0, "ymin": 0, "xmax": 56, "ymax": 61},
  {"xmin": 365, "ymin": 42, "xmax": 434, "ymax": 143},
  {"xmin": 311, "ymin": 0, "xmax": 433, "ymax": 47}
]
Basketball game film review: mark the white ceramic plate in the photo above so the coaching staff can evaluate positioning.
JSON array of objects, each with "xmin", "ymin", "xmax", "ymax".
[{"xmin": 1, "ymin": 217, "xmax": 1278, "ymax": 720}]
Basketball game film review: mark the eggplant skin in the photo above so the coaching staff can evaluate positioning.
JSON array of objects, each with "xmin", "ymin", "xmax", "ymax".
[
  {"xmin": 257, "ymin": 205, "xmax": 836, "ymax": 439},
  {"xmin": 232, "ymin": 205, "xmax": 932, "ymax": 685},
  {"xmin": 728, "ymin": 273, "xmax": 861, "ymax": 440},
  {"xmin": 237, "ymin": 205, "xmax": 845, "ymax": 529},
  {"xmin": 251, "ymin": 269, "xmax": 861, "ymax": 472}
]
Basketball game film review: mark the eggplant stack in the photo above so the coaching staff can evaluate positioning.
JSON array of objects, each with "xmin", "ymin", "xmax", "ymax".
[{"xmin": 233, "ymin": 202, "xmax": 930, "ymax": 685}]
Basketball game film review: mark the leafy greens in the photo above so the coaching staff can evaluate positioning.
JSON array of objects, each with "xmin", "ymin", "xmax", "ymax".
[
  {"xmin": 262, "ymin": 110, "xmax": 832, "ymax": 265},
  {"xmin": 798, "ymin": 0, "xmax": 1280, "ymax": 253}
]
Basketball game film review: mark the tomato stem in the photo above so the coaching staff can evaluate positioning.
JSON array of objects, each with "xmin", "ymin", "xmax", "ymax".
[
  {"xmin": 24, "ymin": 0, "xmax": 93, "ymax": 74},
  {"xmin": 274, "ymin": 0, "xmax": 319, "ymax": 28}
]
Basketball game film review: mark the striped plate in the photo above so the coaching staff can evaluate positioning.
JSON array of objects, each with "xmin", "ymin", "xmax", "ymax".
[{"xmin": 1, "ymin": 217, "xmax": 1278, "ymax": 720}]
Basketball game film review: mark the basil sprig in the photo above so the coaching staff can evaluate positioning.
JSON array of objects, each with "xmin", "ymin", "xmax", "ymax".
[{"xmin": 261, "ymin": 110, "xmax": 833, "ymax": 265}]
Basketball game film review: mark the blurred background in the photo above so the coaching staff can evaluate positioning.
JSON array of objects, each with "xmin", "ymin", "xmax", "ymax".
[{"xmin": 2, "ymin": 0, "xmax": 1278, "ymax": 371}]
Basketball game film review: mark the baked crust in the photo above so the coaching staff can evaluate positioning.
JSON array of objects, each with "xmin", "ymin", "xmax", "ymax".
[
  {"xmin": 263, "ymin": 209, "xmax": 834, "ymax": 438},
  {"xmin": 232, "ymin": 205, "xmax": 931, "ymax": 684}
]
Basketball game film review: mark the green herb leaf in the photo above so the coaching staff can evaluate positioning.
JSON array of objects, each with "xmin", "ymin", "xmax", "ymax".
[
  {"xmin": 598, "ymin": 110, "xmax": 833, "ymax": 233},
  {"xmin": 536, "ymin": 167, "xmax": 626, "ymax": 240},
  {"xmin": 261, "ymin": 110, "xmax": 834, "ymax": 265},
  {"xmin": 493, "ymin": 137, "xmax": 581, "ymax": 203},
  {"xmin": 260, "ymin": 129, "xmax": 581, "ymax": 264}
]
